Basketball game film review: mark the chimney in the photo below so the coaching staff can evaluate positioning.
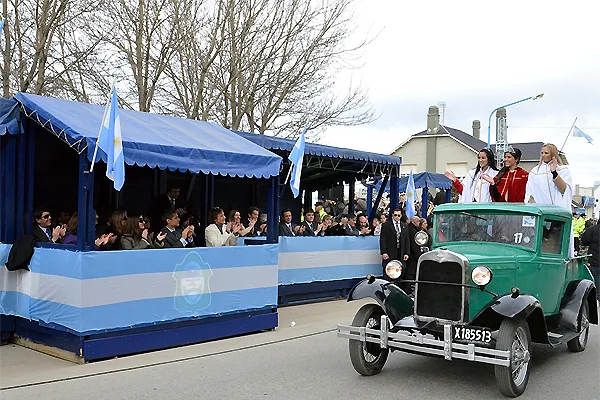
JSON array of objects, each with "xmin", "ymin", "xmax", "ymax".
[
  {"xmin": 472, "ymin": 120, "xmax": 481, "ymax": 139},
  {"xmin": 427, "ymin": 105, "xmax": 440, "ymax": 134}
]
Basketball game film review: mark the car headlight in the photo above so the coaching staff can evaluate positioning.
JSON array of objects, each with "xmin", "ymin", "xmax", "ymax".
[
  {"xmin": 385, "ymin": 260, "xmax": 403, "ymax": 279},
  {"xmin": 471, "ymin": 266, "xmax": 492, "ymax": 286},
  {"xmin": 415, "ymin": 231, "xmax": 429, "ymax": 246}
]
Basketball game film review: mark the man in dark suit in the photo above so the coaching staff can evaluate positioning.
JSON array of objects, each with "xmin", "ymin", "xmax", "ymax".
[
  {"xmin": 32, "ymin": 207, "xmax": 65, "ymax": 244},
  {"xmin": 279, "ymin": 208, "xmax": 304, "ymax": 236},
  {"xmin": 150, "ymin": 185, "xmax": 186, "ymax": 232},
  {"xmin": 156, "ymin": 211, "xmax": 195, "ymax": 248},
  {"xmin": 379, "ymin": 208, "xmax": 410, "ymax": 280},
  {"xmin": 301, "ymin": 209, "xmax": 323, "ymax": 236}
]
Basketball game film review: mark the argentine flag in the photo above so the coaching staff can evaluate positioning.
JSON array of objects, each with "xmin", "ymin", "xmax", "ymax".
[
  {"xmin": 572, "ymin": 126, "xmax": 594, "ymax": 145},
  {"xmin": 97, "ymin": 85, "xmax": 125, "ymax": 191},
  {"xmin": 288, "ymin": 127, "xmax": 306, "ymax": 198},
  {"xmin": 405, "ymin": 169, "xmax": 417, "ymax": 218}
]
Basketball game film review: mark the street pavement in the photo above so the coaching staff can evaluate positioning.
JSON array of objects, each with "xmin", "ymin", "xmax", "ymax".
[{"xmin": 0, "ymin": 299, "xmax": 598, "ymax": 400}]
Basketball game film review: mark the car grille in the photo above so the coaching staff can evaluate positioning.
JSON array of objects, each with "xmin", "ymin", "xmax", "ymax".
[{"xmin": 415, "ymin": 259, "xmax": 464, "ymax": 322}]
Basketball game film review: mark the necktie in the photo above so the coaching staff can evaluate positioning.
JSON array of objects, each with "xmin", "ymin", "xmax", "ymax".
[
  {"xmin": 170, "ymin": 198, "xmax": 175, "ymax": 210},
  {"xmin": 395, "ymin": 223, "xmax": 401, "ymax": 247},
  {"xmin": 46, "ymin": 228, "xmax": 52, "ymax": 240}
]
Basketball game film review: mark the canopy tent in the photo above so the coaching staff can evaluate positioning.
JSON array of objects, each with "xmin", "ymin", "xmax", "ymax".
[
  {"xmin": 233, "ymin": 130, "xmax": 402, "ymax": 219},
  {"xmin": 11, "ymin": 93, "xmax": 282, "ymax": 178},
  {"xmin": 398, "ymin": 172, "xmax": 452, "ymax": 192},
  {"xmin": 1, "ymin": 94, "xmax": 283, "ymax": 247},
  {"xmin": 234, "ymin": 130, "xmax": 400, "ymax": 189},
  {"xmin": 374, "ymin": 172, "xmax": 452, "ymax": 192}
]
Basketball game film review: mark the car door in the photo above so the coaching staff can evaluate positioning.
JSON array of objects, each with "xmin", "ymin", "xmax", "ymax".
[{"xmin": 534, "ymin": 219, "xmax": 567, "ymax": 314}]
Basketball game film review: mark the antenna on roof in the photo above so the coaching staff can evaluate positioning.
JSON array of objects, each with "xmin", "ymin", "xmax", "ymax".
[{"xmin": 437, "ymin": 102, "xmax": 446, "ymax": 126}]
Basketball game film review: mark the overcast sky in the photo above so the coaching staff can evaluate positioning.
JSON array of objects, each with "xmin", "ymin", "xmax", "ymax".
[{"xmin": 320, "ymin": 0, "xmax": 599, "ymax": 188}]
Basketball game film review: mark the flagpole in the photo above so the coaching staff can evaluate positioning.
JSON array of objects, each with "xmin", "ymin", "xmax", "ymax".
[
  {"xmin": 559, "ymin": 117, "xmax": 578, "ymax": 153},
  {"xmin": 90, "ymin": 83, "xmax": 115, "ymax": 173},
  {"xmin": 283, "ymin": 163, "xmax": 293, "ymax": 185}
]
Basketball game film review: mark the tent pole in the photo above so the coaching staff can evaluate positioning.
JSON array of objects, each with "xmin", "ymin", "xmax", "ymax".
[
  {"xmin": 15, "ymin": 133, "xmax": 26, "ymax": 238},
  {"xmin": 421, "ymin": 187, "xmax": 429, "ymax": 219},
  {"xmin": 371, "ymin": 175, "xmax": 389, "ymax": 220},
  {"xmin": 77, "ymin": 153, "xmax": 88, "ymax": 250},
  {"xmin": 366, "ymin": 183, "xmax": 373, "ymax": 218},
  {"xmin": 25, "ymin": 121, "xmax": 35, "ymax": 236},
  {"xmin": 266, "ymin": 175, "xmax": 279, "ymax": 243},
  {"xmin": 389, "ymin": 169, "xmax": 399, "ymax": 219},
  {"xmin": 348, "ymin": 178, "xmax": 355, "ymax": 215}
]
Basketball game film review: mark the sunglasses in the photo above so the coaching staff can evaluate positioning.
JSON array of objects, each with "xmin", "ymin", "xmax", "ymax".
[
  {"xmin": 41, "ymin": 214, "xmax": 51, "ymax": 219},
  {"xmin": 393, "ymin": 214, "xmax": 401, "ymax": 217},
  {"xmin": 139, "ymin": 218, "xmax": 150, "ymax": 224}
]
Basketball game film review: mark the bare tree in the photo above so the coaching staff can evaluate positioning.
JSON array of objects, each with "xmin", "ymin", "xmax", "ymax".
[
  {"xmin": 98, "ymin": 0, "xmax": 179, "ymax": 112},
  {"xmin": 159, "ymin": 0, "xmax": 231, "ymax": 120},
  {"xmin": 211, "ymin": 0, "xmax": 375, "ymax": 136},
  {"xmin": 1, "ymin": 0, "xmax": 104, "ymax": 98}
]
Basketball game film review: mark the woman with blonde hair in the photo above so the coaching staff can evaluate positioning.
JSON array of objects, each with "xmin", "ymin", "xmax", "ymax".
[
  {"xmin": 525, "ymin": 143, "xmax": 575, "ymax": 257},
  {"xmin": 524, "ymin": 143, "xmax": 572, "ymax": 209}
]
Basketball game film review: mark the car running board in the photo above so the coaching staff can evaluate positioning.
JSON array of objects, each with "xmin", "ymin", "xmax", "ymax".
[{"xmin": 547, "ymin": 328, "xmax": 580, "ymax": 346}]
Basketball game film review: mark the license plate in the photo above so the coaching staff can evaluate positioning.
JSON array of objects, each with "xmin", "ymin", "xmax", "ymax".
[{"xmin": 452, "ymin": 326, "xmax": 492, "ymax": 344}]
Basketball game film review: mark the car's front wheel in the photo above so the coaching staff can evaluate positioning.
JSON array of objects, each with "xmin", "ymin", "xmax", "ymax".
[
  {"xmin": 348, "ymin": 303, "xmax": 389, "ymax": 376},
  {"xmin": 567, "ymin": 297, "xmax": 590, "ymax": 352},
  {"xmin": 494, "ymin": 318, "xmax": 532, "ymax": 398}
]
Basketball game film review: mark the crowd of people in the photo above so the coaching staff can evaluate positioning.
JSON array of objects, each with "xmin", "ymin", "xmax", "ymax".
[{"xmin": 30, "ymin": 184, "xmax": 272, "ymax": 250}]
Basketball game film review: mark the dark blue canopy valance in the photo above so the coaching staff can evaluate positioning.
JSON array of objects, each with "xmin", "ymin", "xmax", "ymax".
[
  {"xmin": 0, "ymin": 98, "xmax": 22, "ymax": 136},
  {"xmin": 12, "ymin": 93, "xmax": 282, "ymax": 178},
  {"xmin": 234, "ymin": 130, "xmax": 401, "ymax": 166}
]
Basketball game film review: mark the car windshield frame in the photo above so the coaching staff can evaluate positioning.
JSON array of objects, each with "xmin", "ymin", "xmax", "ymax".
[{"xmin": 434, "ymin": 211, "xmax": 538, "ymax": 251}]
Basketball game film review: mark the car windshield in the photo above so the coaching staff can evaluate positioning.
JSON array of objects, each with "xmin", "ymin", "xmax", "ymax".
[{"xmin": 435, "ymin": 212, "xmax": 537, "ymax": 249}]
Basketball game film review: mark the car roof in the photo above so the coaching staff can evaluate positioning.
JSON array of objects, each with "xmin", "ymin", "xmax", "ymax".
[{"xmin": 433, "ymin": 203, "xmax": 572, "ymax": 219}]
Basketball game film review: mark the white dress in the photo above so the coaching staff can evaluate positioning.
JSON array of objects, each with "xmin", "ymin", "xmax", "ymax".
[
  {"xmin": 524, "ymin": 162, "xmax": 573, "ymax": 209},
  {"xmin": 524, "ymin": 162, "xmax": 574, "ymax": 256},
  {"xmin": 458, "ymin": 167, "xmax": 498, "ymax": 203}
]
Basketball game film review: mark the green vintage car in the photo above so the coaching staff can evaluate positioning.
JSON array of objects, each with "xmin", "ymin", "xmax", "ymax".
[{"xmin": 337, "ymin": 203, "xmax": 597, "ymax": 398}]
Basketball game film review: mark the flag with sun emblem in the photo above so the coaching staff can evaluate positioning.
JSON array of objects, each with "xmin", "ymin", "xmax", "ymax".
[
  {"xmin": 405, "ymin": 169, "xmax": 416, "ymax": 218},
  {"xmin": 97, "ymin": 85, "xmax": 125, "ymax": 190}
]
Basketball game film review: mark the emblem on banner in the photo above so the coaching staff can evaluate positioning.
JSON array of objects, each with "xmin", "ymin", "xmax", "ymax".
[{"xmin": 173, "ymin": 252, "xmax": 212, "ymax": 314}]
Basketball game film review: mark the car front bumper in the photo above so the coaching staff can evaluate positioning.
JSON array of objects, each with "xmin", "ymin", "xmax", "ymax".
[{"xmin": 337, "ymin": 315, "xmax": 511, "ymax": 367}]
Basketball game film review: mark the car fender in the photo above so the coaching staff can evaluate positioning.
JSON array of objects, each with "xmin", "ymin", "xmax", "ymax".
[
  {"xmin": 471, "ymin": 294, "xmax": 550, "ymax": 344},
  {"xmin": 559, "ymin": 279, "xmax": 598, "ymax": 331},
  {"xmin": 348, "ymin": 278, "xmax": 414, "ymax": 325},
  {"xmin": 490, "ymin": 294, "xmax": 543, "ymax": 320}
]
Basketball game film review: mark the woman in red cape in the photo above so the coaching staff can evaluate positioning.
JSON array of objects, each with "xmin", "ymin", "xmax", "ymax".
[{"xmin": 482, "ymin": 148, "xmax": 528, "ymax": 203}]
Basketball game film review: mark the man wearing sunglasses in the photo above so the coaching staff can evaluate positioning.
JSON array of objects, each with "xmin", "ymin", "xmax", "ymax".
[
  {"xmin": 379, "ymin": 208, "xmax": 410, "ymax": 279},
  {"xmin": 32, "ymin": 207, "xmax": 65, "ymax": 244}
]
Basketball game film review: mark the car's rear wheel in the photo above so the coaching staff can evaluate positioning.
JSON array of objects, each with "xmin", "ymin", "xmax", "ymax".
[
  {"xmin": 494, "ymin": 318, "xmax": 532, "ymax": 398},
  {"xmin": 348, "ymin": 303, "xmax": 389, "ymax": 376},
  {"xmin": 567, "ymin": 297, "xmax": 590, "ymax": 352}
]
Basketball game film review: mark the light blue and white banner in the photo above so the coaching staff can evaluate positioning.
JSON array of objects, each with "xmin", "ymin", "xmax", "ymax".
[
  {"xmin": 0, "ymin": 244, "xmax": 278, "ymax": 334},
  {"xmin": 277, "ymin": 236, "xmax": 381, "ymax": 285}
]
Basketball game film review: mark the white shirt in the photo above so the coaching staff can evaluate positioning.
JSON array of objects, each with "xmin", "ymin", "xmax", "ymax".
[
  {"xmin": 524, "ymin": 162, "xmax": 574, "ymax": 257},
  {"xmin": 525, "ymin": 163, "xmax": 572, "ymax": 209},
  {"xmin": 458, "ymin": 167, "xmax": 498, "ymax": 203}
]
